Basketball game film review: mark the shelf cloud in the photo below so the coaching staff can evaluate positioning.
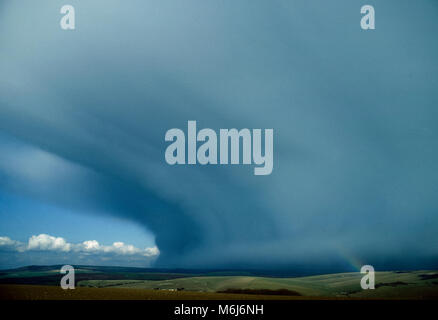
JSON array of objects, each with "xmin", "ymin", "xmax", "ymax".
[{"xmin": 0, "ymin": 1, "xmax": 437, "ymax": 272}]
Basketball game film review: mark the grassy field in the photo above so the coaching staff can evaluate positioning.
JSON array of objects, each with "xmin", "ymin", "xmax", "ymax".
[
  {"xmin": 77, "ymin": 271, "xmax": 438, "ymax": 299},
  {"xmin": 1, "ymin": 266, "xmax": 437, "ymax": 300}
]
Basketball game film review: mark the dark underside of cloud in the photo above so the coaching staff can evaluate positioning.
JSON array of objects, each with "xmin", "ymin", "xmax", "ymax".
[{"xmin": 0, "ymin": 0, "xmax": 437, "ymax": 272}]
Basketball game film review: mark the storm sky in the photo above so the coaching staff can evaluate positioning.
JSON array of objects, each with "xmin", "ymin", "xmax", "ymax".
[{"xmin": 0, "ymin": 0, "xmax": 437, "ymax": 272}]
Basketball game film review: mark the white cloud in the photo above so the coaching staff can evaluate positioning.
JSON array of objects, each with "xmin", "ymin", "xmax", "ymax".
[
  {"xmin": 144, "ymin": 246, "xmax": 160, "ymax": 256},
  {"xmin": 0, "ymin": 236, "xmax": 16, "ymax": 246},
  {"xmin": 0, "ymin": 236, "xmax": 26, "ymax": 252},
  {"xmin": 0, "ymin": 234, "xmax": 159, "ymax": 258},
  {"xmin": 82, "ymin": 240, "xmax": 100, "ymax": 251},
  {"xmin": 27, "ymin": 234, "xmax": 71, "ymax": 252},
  {"xmin": 77, "ymin": 239, "xmax": 159, "ymax": 257}
]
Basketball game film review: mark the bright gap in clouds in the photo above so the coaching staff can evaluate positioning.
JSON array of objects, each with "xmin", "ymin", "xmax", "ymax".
[
  {"xmin": 0, "ymin": 191, "xmax": 156, "ymax": 251},
  {"xmin": 0, "ymin": 194, "xmax": 160, "ymax": 268},
  {"xmin": 0, "ymin": 234, "xmax": 159, "ymax": 257},
  {"xmin": 0, "ymin": 133, "xmax": 158, "ymax": 267},
  {"xmin": 0, "ymin": 177, "xmax": 159, "ymax": 268},
  {"xmin": 0, "ymin": 233, "xmax": 159, "ymax": 269}
]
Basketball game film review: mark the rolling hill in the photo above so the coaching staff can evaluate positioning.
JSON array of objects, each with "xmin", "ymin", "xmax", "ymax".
[{"xmin": 0, "ymin": 265, "xmax": 437, "ymax": 299}]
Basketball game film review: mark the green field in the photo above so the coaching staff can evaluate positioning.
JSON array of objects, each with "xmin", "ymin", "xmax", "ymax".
[{"xmin": 77, "ymin": 271, "xmax": 438, "ymax": 299}]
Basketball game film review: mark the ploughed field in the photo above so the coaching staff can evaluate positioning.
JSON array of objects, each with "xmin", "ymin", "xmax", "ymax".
[{"xmin": 0, "ymin": 284, "xmax": 300, "ymax": 300}]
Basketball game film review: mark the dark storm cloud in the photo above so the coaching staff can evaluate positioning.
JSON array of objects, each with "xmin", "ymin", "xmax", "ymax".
[{"xmin": 0, "ymin": 0, "xmax": 437, "ymax": 272}]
